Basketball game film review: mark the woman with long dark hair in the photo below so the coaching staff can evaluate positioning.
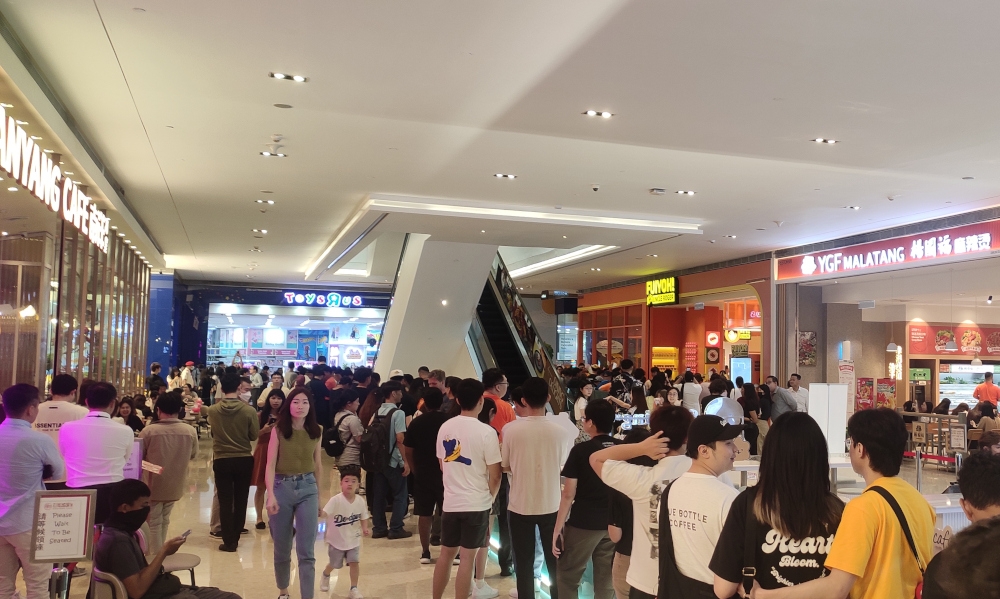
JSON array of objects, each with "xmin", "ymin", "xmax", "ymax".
[
  {"xmin": 331, "ymin": 389, "xmax": 364, "ymax": 469},
  {"xmin": 738, "ymin": 383, "xmax": 761, "ymax": 456},
  {"xmin": 199, "ymin": 367, "xmax": 217, "ymax": 407},
  {"xmin": 648, "ymin": 372, "xmax": 668, "ymax": 398},
  {"xmin": 114, "ymin": 397, "xmax": 145, "ymax": 433},
  {"xmin": 977, "ymin": 401, "xmax": 1000, "ymax": 433},
  {"xmin": 679, "ymin": 371, "xmax": 701, "ymax": 414},
  {"xmin": 266, "ymin": 386, "xmax": 324, "ymax": 599},
  {"xmin": 932, "ymin": 398, "xmax": 952, "ymax": 415},
  {"xmin": 710, "ymin": 412, "xmax": 844, "ymax": 594},
  {"xmin": 252, "ymin": 388, "xmax": 285, "ymax": 529}
]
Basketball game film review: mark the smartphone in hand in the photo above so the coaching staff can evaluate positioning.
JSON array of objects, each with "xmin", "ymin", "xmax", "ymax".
[{"xmin": 181, "ymin": 529, "xmax": 192, "ymax": 539}]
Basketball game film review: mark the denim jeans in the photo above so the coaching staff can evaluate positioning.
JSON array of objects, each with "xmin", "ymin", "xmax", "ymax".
[
  {"xmin": 271, "ymin": 473, "xmax": 319, "ymax": 599},
  {"xmin": 371, "ymin": 466, "xmax": 408, "ymax": 533}
]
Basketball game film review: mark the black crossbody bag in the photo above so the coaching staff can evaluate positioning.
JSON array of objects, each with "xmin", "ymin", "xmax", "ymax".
[{"xmin": 657, "ymin": 481, "xmax": 734, "ymax": 599}]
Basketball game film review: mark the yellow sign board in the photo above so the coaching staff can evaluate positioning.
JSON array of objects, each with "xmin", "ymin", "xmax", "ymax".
[{"xmin": 646, "ymin": 276, "xmax": 678, "ymax": 306}]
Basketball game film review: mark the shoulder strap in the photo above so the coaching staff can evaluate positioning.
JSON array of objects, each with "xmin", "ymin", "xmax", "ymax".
[
  {"xmin": 743, "ymin": 487, "xmax": 758, "ymax": 595},
  {"xmin": 865, "ymin": 486, "xmax": 924, "ymax": 573},
  {"xmin": 334, "ymin": 413, "xmax": 351, "ymax": 440}
]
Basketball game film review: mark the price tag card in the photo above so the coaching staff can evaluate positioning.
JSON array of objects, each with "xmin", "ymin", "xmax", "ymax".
[{"xmin": 30, "ymin": 489, "xmax": 97, "ymax": 563}]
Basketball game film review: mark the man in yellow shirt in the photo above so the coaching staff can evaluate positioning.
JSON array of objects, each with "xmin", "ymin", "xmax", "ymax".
[{"xmin": 756, "ymin": 408, "xmax": 935, "ymax": 599}]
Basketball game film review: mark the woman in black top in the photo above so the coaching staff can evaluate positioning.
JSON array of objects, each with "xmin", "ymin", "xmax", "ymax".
[
  {"xmin": 710, "ymin": 412, "xmax": 844, "ymax": 595},
  {"xmin": 114, "ymin": 397, "xmax": 145, "ymax": 433}
]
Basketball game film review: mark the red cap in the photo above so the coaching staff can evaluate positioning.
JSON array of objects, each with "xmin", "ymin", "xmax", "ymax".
[{"xmin": 185, "ymin": 361, "xmax": 195, "ymax": 366}]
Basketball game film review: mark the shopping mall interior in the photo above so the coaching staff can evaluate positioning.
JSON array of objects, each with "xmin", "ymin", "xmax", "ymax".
[{"xmin": 3, "ymin": 2, "xmax": 1000, "ymax": 599}]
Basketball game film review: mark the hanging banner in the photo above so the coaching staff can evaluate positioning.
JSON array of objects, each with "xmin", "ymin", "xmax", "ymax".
[{"xmin": 908, "ymin": 323, "xmax": 1000, "ymax": 355}]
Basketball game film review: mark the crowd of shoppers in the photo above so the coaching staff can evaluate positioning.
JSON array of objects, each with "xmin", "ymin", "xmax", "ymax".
[{"xmin": 4, "ymin": 356, "xmax": 997, "ymax": 599}]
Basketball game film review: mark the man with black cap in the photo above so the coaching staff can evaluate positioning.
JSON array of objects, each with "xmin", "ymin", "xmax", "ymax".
[{"xmin": 658, "ymin": 415, "xmax": 745, "ymax": 597}]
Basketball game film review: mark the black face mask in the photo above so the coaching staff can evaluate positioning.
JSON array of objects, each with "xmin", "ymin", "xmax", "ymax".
[{"xmin": 106, "ymin": 506, "xmax": 150, "ymax": 533}]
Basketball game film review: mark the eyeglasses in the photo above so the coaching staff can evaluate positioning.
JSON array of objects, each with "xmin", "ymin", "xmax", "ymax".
[{"xmin": 497, "ymin": 381, "xmax": 509, "ymax": 387}]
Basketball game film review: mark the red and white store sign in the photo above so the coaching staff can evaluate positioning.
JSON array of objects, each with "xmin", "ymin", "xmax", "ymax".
[{"xmin": 776, "ymin": 220, "xmax": 1000, "ymax": 281}]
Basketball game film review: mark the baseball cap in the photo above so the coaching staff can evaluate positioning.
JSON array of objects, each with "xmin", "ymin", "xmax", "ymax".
[
  {"xmin": 185, "ymin": 361, "xmax": 195, "ymax": 366},
  {"xmin": 685, "ymin": 415, "xmax": 750, "ymax": 458},
  {"xmin": 388, "ymin": 369, "xmax": 404, "ymax": 379}
]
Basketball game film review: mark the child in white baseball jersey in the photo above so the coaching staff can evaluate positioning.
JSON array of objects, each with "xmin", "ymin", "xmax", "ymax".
[{"xmin": 320, "ymin": 465, "xmax": 370, "ymax": 599}]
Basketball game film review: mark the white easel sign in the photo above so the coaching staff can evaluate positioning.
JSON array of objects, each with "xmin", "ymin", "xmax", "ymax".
[{"xmin": 30, "ymin": 489, "xmax": 97, "ymax": 563}]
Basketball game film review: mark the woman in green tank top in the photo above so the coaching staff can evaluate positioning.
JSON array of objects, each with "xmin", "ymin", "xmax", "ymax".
[{"xmin": 265, "ymin": 386, "xmax": 323, "ymax": 599}]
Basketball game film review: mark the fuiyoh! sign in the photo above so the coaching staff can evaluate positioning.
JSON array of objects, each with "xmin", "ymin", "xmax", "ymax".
[{"xmin": 0, "ymin": 106, "xmax": 110, "ymax": 253}]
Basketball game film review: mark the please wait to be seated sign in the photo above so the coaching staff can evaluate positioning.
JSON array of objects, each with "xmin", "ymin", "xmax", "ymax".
[{"xmin": 30, "ymin": 490, "xmax": 97, "ymax": 563}]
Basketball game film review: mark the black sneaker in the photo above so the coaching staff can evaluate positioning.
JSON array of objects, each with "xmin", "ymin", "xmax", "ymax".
[
  {"xmin": 371, "ymin": 530, "xmax": 388, "ymax": 539},
  {"xmin": 255, "ymin": 522, "xmax": 266, "ymax": 530},
  {"xmin": 387, "ymin": 529, "xmax": 413, "ymax": 539},
  {"xmin": 209, "ymin": 531, "xmax": 222, "ymax": 538},
  {"xmin": 218, "ymin": 543, "xmax": 238, "ymax": 552},
  {"xmin": 419, "ymin": 550, "xmax": 431, "ymax": 564},
  {"xmin": 429, "ymin": 535, "xmax": 441, "ymax": 546},
  {"xmin": 240, "ymin": 528, "xmax": 249, "ymax": 535}
]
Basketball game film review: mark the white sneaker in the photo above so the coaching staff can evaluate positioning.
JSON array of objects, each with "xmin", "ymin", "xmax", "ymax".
[
  {"xmin": 472, "ymin": 580, "xmax": 499, "ymax": 599},
  {"xmin": 320, "ymin": 574, "xmax": 330, "ymax": 592},
  {"xmin": 348, "ymin": 587, "xmax": 363, "ymax": 599}
]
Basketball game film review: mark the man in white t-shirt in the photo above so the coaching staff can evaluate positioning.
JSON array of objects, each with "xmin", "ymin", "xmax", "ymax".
[
  {"xmin": 789, "ymin": 373, "xmax": 809, "ymax": 412},
  {"xmin": 32, "ymin": 374, "xmax": 87, "ymax": 490},
  {"xmin": 502, "ymin": 377, "xmax": 576, "ymax": 599},
  {"xmin": 432, "ymin": 379, "xmax": 502, "ymax": 599},
  {"xmin": 662, "ymin": 415, "xmax": 744, "ymax": 594},
  {"xmin": 590, "ymin": 405, "xmax": 695, "ymax": 599}
]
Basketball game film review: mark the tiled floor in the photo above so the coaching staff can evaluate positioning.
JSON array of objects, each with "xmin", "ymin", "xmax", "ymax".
[
  {"xmin": 64, "ymin": 438, "xmax": 520, "ymax": 599},
  {"xmin": 33, "ymin": 439, "xmax": 961, "ymax": 599}
]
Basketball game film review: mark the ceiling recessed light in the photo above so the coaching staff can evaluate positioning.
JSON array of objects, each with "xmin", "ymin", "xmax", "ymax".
[
  {"xmin": 494, "ymin": 173, "xmax": 516, "ymax": 179},
  {"xmin": 963, "ymin": 176, "xmax": 975, "ymax": 180},
  {"xmin": 260, "ymin": 151, "xmax": 286, "ymax": 157},
  {"xmin": 709, "ymin": 240, "xmax": 717, "ymax": 243},
  {"xmin": 812, "ymin": 138, "xmax": 838, "ymax": 144},
  {"xmin": 117, "ymin": 232, "xmax": 125, "ymax": 237},
  {"xmin": 30, "ymin": 135, "xmax": 41, "ymax": 140},
  {"xmin": 845, "ymin": 206, "xmax": 861, "ymax": 210},
  {"xmin": 43, "ymin": 149, "xmax": 53, "ymax": 154},
  {"xmin": 650, "ymin": 188, "xmax": 666, "ymax": 195},
  {"xmin": 124, "ymin": 239, "xmax": 131, "ymax": 243},
  {"xmin": 0, "ymin": 103, "xmax": 11, "ymax": 108},
  {"xmin": 6, "ymin": 186, "xmax": 16, "ymax": 191},
  {"xmin": 647, "ymin": 254, "xmax": 658, "ymax": 257},
  {"xmin": 111, "ymin": 226, "xmax": 118, "ymax": 230},
  {"xmin": 441, "ymin": 300, "xmax": 448, "ymax": 306},
  {"xmin": 583, "ymin": 110, "xmax": 613, "ymax": 118},
  {"xmin": 15, "ymin": 120, "xmax": 27, "ymax": 125},
  {"xmin": 273, "ymin": 104, "xmax": 293, "ymax": 109},
  {"xmin": 1, "ymin": 231, "xmax": 7, "ymax": 236},
  {"xmin": 249, "ymin": 247, "xmax": 262, "ymax": 252},
  {"xmin": 254, "ymin": 199, "xmax": 276, "ymax": 205},
  {"xmin": 724, "ymin": 234, "xmax": 737, "ymax": 239},
  {"xmin": 252, "ymin": 229, "xmax": 268, "ymax": 234},
  {"xmin": 64, "ymin": 171, "xmax": 74, "ymax": 175},
  {"xmin": 562, "ymin": 235, "xmax": 567, "ymax": 239},
  {"xmin": 480, "ymin": 230, "xmax": 486, "ymax": 233},
  {"xmin": 676, "ymin": 190, "xmax": 696, "ymax": 196},
  {"xmin": 269, "ymin": 72, "xmax": 308, "ymax": 82}
]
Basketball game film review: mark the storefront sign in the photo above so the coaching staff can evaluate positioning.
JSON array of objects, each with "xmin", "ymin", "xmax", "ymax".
[
  {"xmin": 283, "ymin": 291, "xmax": 364, "ymax": 307},
  {"xmin": 909, "ymin": 368, "xmax": 932, "ymax": 381},
  {"xmin": 645, "ymin": 277, "xmax": 678, "ymax": 306},
  {"xmin": 731, "ymin": 343, "xmax": 749, "ymax": 357},
  {"xmin": 724, "ymin": 329, "xmax": 752, "ymax": 343},
  {"xmin": 909, "ymin": 323, "xmax": 1000, "ymax": 355},
  {"xmin": 705, "ymin": 331, "xmax": 721, "ymax": 347},
  {"xmin": 776, "ymin": 220, "xmax": 1000, "ymax": 281},
  {"xmin": 0, "ymin": 107, "xmax": 110, "ymax": 253}
]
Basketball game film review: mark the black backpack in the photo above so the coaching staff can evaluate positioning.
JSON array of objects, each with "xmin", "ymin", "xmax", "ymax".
[
  {"xmin": 322, "ymin": 413, "xmax": 352, "ymax": 457},
  {"xmin": 360, "ymin": 408, "xmax": 400, "ymax": 473}
]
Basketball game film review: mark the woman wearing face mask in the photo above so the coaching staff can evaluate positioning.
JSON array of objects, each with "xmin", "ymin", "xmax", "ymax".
[
  {"xmin": 253, "ymin": 388, "xmax": 286, "ymax": 530},
  {"xmin": 266, "ymin": 387, "xmax": 324, "ymax": 599}
]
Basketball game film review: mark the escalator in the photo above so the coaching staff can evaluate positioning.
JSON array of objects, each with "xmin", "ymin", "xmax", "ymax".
[{"xmin": 468, "ymin": 254, "xmax": 566, "ymax": 410}]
